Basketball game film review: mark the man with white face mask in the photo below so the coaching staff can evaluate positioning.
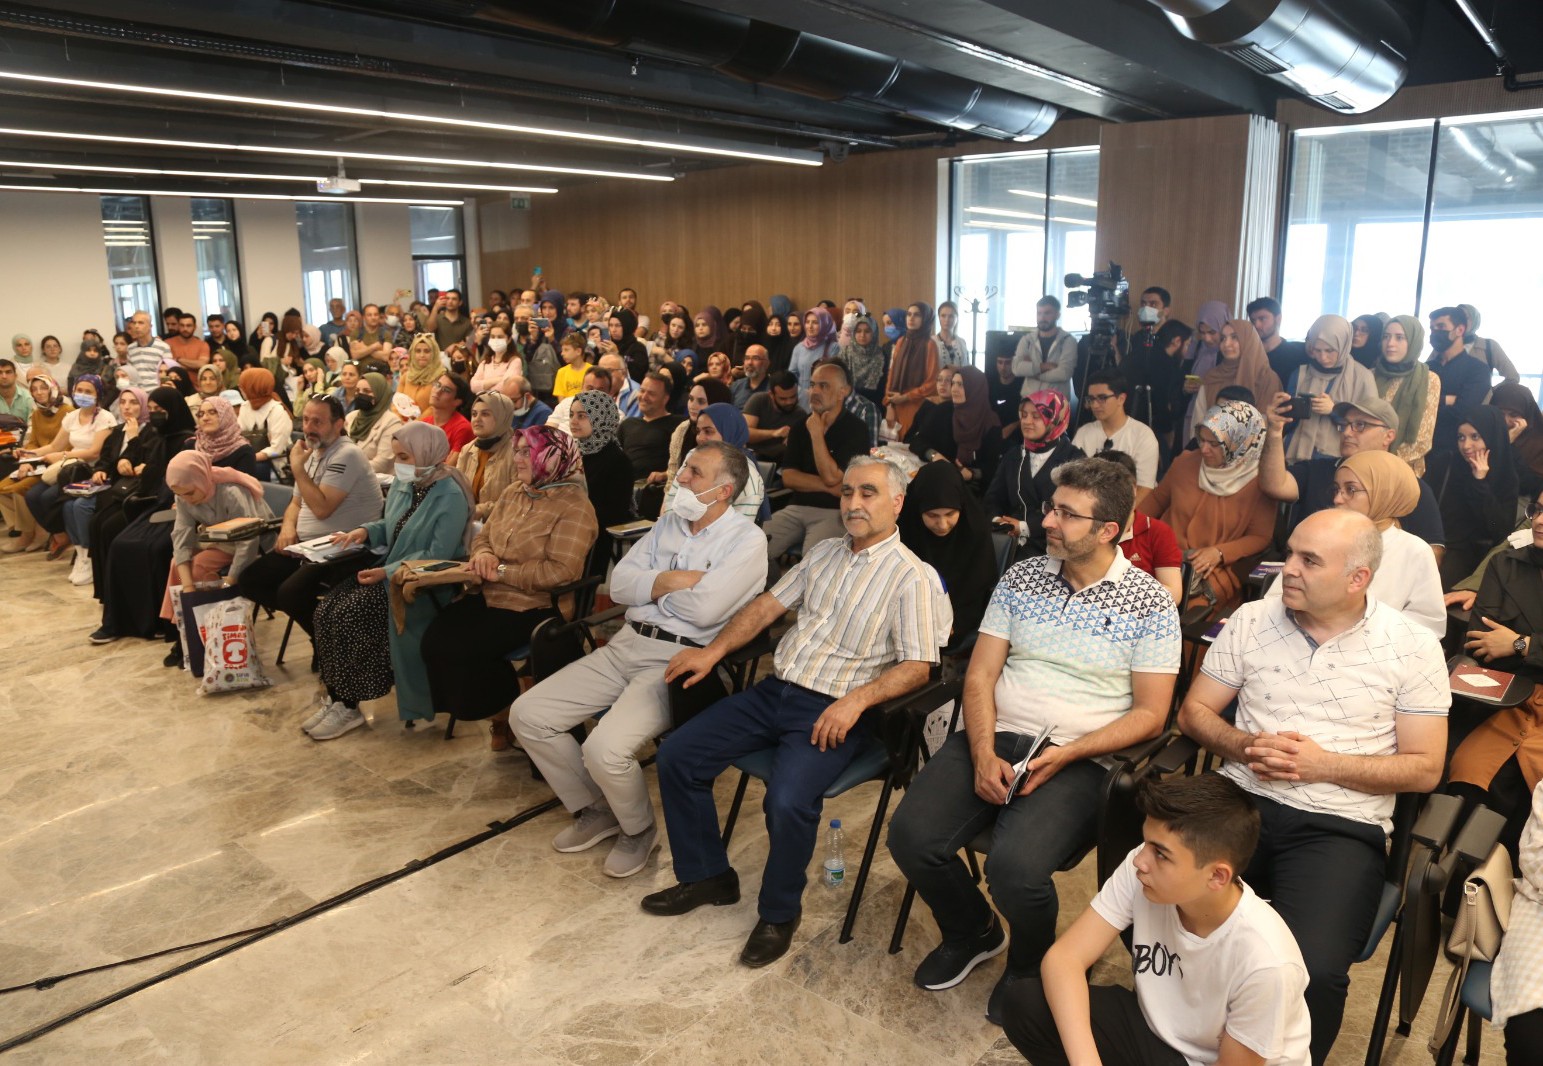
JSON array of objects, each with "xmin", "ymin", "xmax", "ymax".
[{"xmin": 511, "ymin": 441, "xmax": 767, "ymax": 879}]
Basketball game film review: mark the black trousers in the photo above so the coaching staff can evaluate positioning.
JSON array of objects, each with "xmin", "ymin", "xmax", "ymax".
[
  {"xmin": 420, "ymin": 594, "xmax": 555, "ymax": 720},
  {"xmin": 1506, "ymin": 1009, "xmax": 1543, "ymax": 1066},
  {"xmin": 236, "ymin": 550, "xmax": 374, "ymax": 636},
  {"xmin": 1003, "ymin": 977, "xmax": 1185, "ymax": 1066}
]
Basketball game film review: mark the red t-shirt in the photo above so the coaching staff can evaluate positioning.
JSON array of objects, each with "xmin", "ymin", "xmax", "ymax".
[
  {"xmin": 422, "ymin": 410, "xmax": 474, "ymax": 456},
  {"xmin": 1120, "ymin": 511, "xmax": 1182, "ymax": 576}
]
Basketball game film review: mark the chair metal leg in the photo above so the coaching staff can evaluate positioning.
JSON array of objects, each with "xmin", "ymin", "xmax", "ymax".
[
  {"xmin": 1435, "ymin": 1007, "xmax": 1465, "ymax": 1066},
  {"xmin": 890, "ymin": 883, "xmax": 917, "ymax": 955},
  {"xmin": 1364, "ymin": 913, "xmax": 1406, "ymax": 1065},
  {"xmin": 839, "ymin": 778, "xmax": 894, "ymax": 944},
  {"xmin": 721, "ymin": 771, "xmax": 751, "ymax": 847},
  {"xmin": 276, "ymin": 617, "xmax": 293, "ymax": 665},
  {"xmin": 443, "ymin": 715, "xmax": 457, "ymax": 741},
  {"xmin": 1462, "ymin": 1009, "xmax": 1482, "ymax": 1065}
]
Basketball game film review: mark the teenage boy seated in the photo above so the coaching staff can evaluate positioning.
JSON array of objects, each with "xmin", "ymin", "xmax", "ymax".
[{"xmin": 1005, "ymin": 772, "xmax": 1311, "ymax": 1066}]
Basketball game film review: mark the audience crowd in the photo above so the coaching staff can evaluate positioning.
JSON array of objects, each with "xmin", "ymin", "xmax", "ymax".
[{"xmin": 7, "ymin": 278, "xmax": 1542, "ymax": 1065}]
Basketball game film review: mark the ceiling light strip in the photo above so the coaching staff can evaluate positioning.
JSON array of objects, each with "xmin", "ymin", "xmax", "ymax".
[
  {"xmin": 0, "ymin": 183, "xmax": 463, "ymax": 205},
  {"xmin": 0, "ymin": 158, "xmax": 559, "ymax": 193},
  {"xmin": 0, "ymin": 70, "xmax": 819, "ymax": 168}
]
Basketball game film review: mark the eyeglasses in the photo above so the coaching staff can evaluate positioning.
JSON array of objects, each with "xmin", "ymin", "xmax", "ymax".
[
  {"xmin": 1333, "ymin": 484, "xmax": 1367, "ymax": 498},
  {"xmin": 1333, "ymin": 418, "xmax": 1386, "ymax": 434},
  {"xmin": 1084, "ymin": 392, "xmax": 1117, "ymax": 404},
  {"xmin": 1041, "ymin": 501, "xmax": 1104, "ymax": 524},
  {"xmin": 431, "ymin": 383, "xmax": 456, "ymax": 394},
  {"xmin": 1527, "ymin": 502, "xmax": 1543, "ymax": 519}
]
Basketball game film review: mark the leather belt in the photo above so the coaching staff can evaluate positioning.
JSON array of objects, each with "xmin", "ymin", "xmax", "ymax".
[{"xmin": 628, "ymin": 620, "xmax": 701, "ymax": 647}]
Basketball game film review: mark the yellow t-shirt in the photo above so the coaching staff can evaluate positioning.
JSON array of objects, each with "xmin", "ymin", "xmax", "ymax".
[{"xmin": 553, "ymin": 362, "xmax": 587, "ymax": 399}]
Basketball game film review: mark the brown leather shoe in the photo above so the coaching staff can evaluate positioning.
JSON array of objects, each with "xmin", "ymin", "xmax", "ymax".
[{"xmin": 489, "ymin": 717, "xmax": 515, "ymax": 752}]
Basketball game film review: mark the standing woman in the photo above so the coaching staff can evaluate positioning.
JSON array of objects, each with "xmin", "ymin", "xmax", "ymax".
[
  {"xmin": 763, "ymin": 312, "xmax": 793, "ymax": 375},
  {"xmin": 885, "ymin": 302, "xmax": 941, "ymax": 438},
  {"xmin": 1284, "ymin": 314, "xmax": 1376, "ymax": 462},
  {"xmin": 420, "ymin": 426, "xmax": 598, "ymax": 730},
  {"xmin": 1425, "ymin": 405, "xmax": 1520, "ymax": 588},
  {"xmin": 236, "ymin": 367, "xmax": 293, "ymax": 482},
  {"xmin": 469, "ymin": 321, "xmax": 522, "ymax": 395},
  {"xmin": 732, "ymin": 301, "xmax": 769, "ymax": 367},
  {"xmin": 1349, "ymin": 314, "xmax": 1384, "ymax": 369},
  {"xmin": 609, "ymin": 308, "xmax": 649, "ymax": 384},
  {"xmin": 691, "ymin": 306, "xmax": 731, "ymax": 363},
  {"xmin": 1178, "ymin": 300, "xmax": 1231, "ymax": 443},
  {"xmin": 935, "ymin": 300, "xmax": 970, "ymax": 369},
  {"xmin": 68, "ymin": 339, "xmax": 115, "ymax": 399},
  {"xmin": 249, "ymin": 312, "xmax": 279, "ymax": 352},
  {"xmin": 398, "ymin": 334, "xmax": 443, "ymax": 413},
  {"xmin": 456, "ymin": 390, "xmax": 520, "ymax": 520},
  {"xmin": 1374, "ymin": 315, "xmax": 1439, "ymax": 476},
  {"xmin": 1193, "ymin": 319, "xmax": 1280, "ymax": 425},
  {"xmin": 789, "ymin": 307, "xmax": 838, "ymax": 405},
  {"xmin": 346, "ymin": 372, "xmax": 409, "ymax": 474},
  {"xmin": 306, "ymin": 422, "xmax": 475, "ymax": 739},
  {"xmin": 837, "ymin": 312, "xmax": 886, "ymax": 408},
  {"xmin": 220, "ymin": 319, "xmax": 252, "ymax": 368}
]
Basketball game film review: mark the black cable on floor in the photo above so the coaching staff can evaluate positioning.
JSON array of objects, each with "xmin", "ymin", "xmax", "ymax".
[{"xmin": 0, "ymin": 795, "xmax": 564, "ymax": 1054}]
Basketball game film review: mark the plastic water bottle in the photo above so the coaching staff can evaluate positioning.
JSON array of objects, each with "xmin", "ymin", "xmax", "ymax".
[{"xmin": 822, "ymin": 818, "xmax": 846, "ymax": 889}]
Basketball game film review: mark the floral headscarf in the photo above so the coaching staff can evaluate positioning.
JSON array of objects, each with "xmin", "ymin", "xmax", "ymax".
[
  {"xmin": 28, "ymin": 369, "xmax": 63, "ymax": 414},
  {"xmin": 571, "ymin": 389, "xmax": 620, "ymax": 456},
  {"xmin": 195, "ymin": 396, "xmax": 247, "ymax": 461},
  {"xmin": 1196, "ymin": 400, "xmax": 1265, "ymax": 497},
  {"xmin": 1022, "ymin": 389, "xmax": 1071, "ymax": 453},
  {"xmin": 520, "ymin": 424, "xmax": 583, "ymax": 488}
]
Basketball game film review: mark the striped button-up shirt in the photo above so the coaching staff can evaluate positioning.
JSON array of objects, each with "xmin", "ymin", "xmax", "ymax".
[
  {"xmin": 126, "ymin": 338, "xmax": 172, "ymax": 389},
  {"xmin": 770, "ymin": 529, "xmax": 947, "ymax": 698}
]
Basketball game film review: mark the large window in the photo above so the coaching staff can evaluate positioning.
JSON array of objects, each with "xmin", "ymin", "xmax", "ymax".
[
  {"xmin": 296, "ymin": 201, "xmax": 360, "ymax": 325},
  {"xmin": 101, "ymin": 195, "xmax": 160, "ymax": 328},
  {"xmin": 1282, "ymin": 109, "xmax": 1543, "ymax": 386},
  {"xmin": 409, "ymin": 205, "xmax": 464, "ymax": 300},
  {"xmin": 948, "ymin": 147, "xmax": 1100, "ymax": 356},
  {"xmin": 192, "ymin": 198, "xmax": 242, "ymax": 326}
]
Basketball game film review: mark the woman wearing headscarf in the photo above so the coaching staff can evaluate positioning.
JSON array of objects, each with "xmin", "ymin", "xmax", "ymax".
[
  {"xmin": 346, "ymin": 371, "xmax": 407, "ymax": 474},
  {"xmin": 790, "ymin": 306, "xmax": 839, "ymax": 406},
  {"xmin": 11, "ymin": 332, "xmax": 33, "ymax": 367},
  {"xmin": 607, "ymin": 308, "xmax": 649, "ymax": 384},
  {"xmin": 60, "ymin": 386, "xmax": 152, "ymax": 585},
  {"xmin": 1284, "ymin": 314, "xmax": 1376, "ymax": 462},
  {"xmin": 837, "ymin": 312, "xmax": 886, "ymax": 407},
  {"xmin": 662, "ymin": 401, "xmax": 766, "ymax": 521},
  {"xmin": 1139, "ymin": 399, "xmax": 1275, "ymax": 607},
  {"xmin": 1349, "ymin": 314, "xmax": 1384, "ymax": 369},
  {"xmin": 193, "ymin": 365, "xmax": 224, "ymax": 412},
  {"xmin": 664, "ymin": 379, "xmax": 734, "ymax": 487},
  {"xmin": 420, "ymin": 425, "xmax": 599, "ymax": 732},
  {"xmin": 249, "ymin": 311, "xmax": 279, "ymax": 352},
  {"xmin": 904, "ymin": 365, "xmax": 957, "ymax": 456},
  {"xmin": 1493, "ymin": 383, "xmax": 1543, "ymax": 500},
  {"xmin": 762, "ymin": 311, "xmax": 794, "ymax": 375},
  {"xmin": 291, "ymin": 357, "xmax": 330, "ymax": 417},
  {"xmin": 985, "ymin": 389, "xmax": 1085, "ymax": 561},
  {"xmin": 768, "ymin": 294, "xmax": 793, "ymax": 323},
  {"xmin": 193, "ymin": 396, "xmax": 259, "ymax": 477},
  {"xmin": 885, "ymin": 302, "xmax": 941, "ymax": 438},
  {"xmin": 235, "ymin": 367, "xmax": 293, "ymax": 482},
  {"xmin": 20, "ymin": 373, "xmax": 118, "ymax": 558},
  {"xmin": 1460, "ymin": 303, "xmax": 1522, "ymax": 386},
  {"xmin": 732, "ymin": 301, "xmax": 769, "ymax": 368},
  {"xmin": 68, "ymin": 338, "xmax": 115, "ymax": 400},
  {"xmin": 899, "ymin": 461, "xmax": 997, "ymax": 642},
  {"xmin": 1424, "ymin": 404, "xmax": 1521, "ymax": 588},
  {"xmin": 220, "ymin": 319, "xmax": 252, "ymax": 367},
  {"xmin": 1263, "ymin": 450, "xmax": 1444, "ymax": 634},
  {"xmin": 305, "ymin": 422, "xmax": 476, "ymax": 738},
  {"xmin": 1374, "ymin": 314, "xmax": 1439, "ymax": 476},
  {"xmin": 398, "ymin": 333, "xmax": 443, "ymax": 413},
  {"xmin": 949, "ymin": 366, "xmax": 1004, "ymax": 488},
  {"xmin": 1178, "ymin": 300, "xmax": 1231, "ymax": 440},
  {"xmin": 1193, "ymin": 319, "xmax": 1281, "ymax": 429},
  {"xmin": 300, "ymin": 323, "xmax": 323, "ymax": 359},
  {"xmin": 0, "ymin": 373, "xmax": 75, "ymax": 553},
  {"xmin": 568, "ymin": 388, "xmax": 633, "ymax": 535},
  {"xmin": 455, "ymin": 390, "xmax": 521, "ymax": 521},
  {"xmin": 537, "ymin": 290, "xmax": 568, "ymax": 346},
  {"xmin": 691, "ymin": 306, "xmax": 731, "ymax": 363},
  {"xmin": 656, "ymin": 359, "xmax": 694, "ymax": 417}
]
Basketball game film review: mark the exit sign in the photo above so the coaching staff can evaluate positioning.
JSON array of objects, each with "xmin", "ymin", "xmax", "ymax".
[{"xmin": 510, "ymin": 196, "xmax": 529, "ymax": 210}]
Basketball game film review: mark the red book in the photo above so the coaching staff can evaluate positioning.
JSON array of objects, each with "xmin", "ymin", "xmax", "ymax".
[{"xmin": 1449, "ymin": 663, "xmax": 1517, "ymax": 704}]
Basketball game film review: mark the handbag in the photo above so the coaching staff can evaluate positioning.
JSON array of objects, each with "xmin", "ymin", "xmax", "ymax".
[{"xmin": 1429, "ymin": 843, "xmax": 1515, "ymax": 1056}]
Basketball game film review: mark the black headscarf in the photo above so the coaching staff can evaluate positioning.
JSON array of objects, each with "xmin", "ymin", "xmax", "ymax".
[
  {"xmin": 898, "ymin": 462, "xmax": 997, "ymax": 639},
  {"xmin": 1350, "ymin": 314, "xmax": 1384, "ymax": 369},
  {"xmin": 659, "ymin": 361, "xmax": 692, "ymax": 415},
  {"xmin": 148, "ymin": 386, "xmax": 196, "ymax": 438},
  {"xmin": 732, "ymin": 301, "xmax": 769, "ymax": 367},
  {"xmin": 161, "ymin": 365, "xmax": 196, "ymax": 397}
]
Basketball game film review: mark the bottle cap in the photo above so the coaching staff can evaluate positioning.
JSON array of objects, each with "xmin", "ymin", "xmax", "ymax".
[{"xmin": 830, "ymin": 819, "xmax": 841, "ymax": 828}]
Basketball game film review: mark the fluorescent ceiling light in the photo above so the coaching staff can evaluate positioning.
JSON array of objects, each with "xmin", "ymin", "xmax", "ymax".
[
  {"xmin": 1048, "ymin": 216, "xmax": 1095, "ymax": 226},
  {"xmin": 0, "ymin": 158, "xmax": 560, "ymax": 194},
  {"xmin": 0, "ymin": 127, "xmax": 673, "ymax": 182},
  {"xmin": 0, "ymin": 183, "xmax": 463, "ymax": 205},
  {"xmin": 1051, "ymin": 193, "xmax": 1098, "ymax": 207},
  {"xmin": 968, "ymin": 206, "xmax": 1045, "ymax": 220},
  {"xmin": 966, "ymin": 220, "xmax": 1042, "ymax": 232},
  {"xmin": 1295, "ymin": 119, "xmax": 1435, "ymax": 138},
  {"xmin": 0, "ymin": 70, "xmax": 817, "ymax": 168}
]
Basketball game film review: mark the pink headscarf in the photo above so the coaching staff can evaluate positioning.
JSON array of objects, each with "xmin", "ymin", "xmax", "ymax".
[
  {"xmin": 801, "ymin": 307, "xmax": 837, "ymax": 349},
  {"xmin": 165, "ymin": 449, "xmax": 264, "ymax": 501},
  {"xmin": 519, "ymin": 425, "xmax": 582, "ymax": 489},
  {"xmin": 194, "ymin": 396, "xmax": 247, "ymax": 460},
  {"xmin": 118, "ymin": 386, "xmax": 150, "ymax": 426}
]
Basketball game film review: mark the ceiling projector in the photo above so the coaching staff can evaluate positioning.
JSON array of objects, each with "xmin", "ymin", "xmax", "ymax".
[{"xmin": 317, "ymin": 175, "xmax": 361, "ymax": 194}]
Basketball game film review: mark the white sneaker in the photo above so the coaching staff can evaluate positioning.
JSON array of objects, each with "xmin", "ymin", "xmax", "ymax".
[
  {"xmin": 604, "ymin": 823, "xmax": 659, "ymax": 878},
  {"xmin": 69, "ymin": 548, "xmax": 92, "ymax": 586},
  {"xmin": 301, "ymin": 699, "xmax": 337, "ymax": 734},
  {"xmin": 308, "ymin": 703, "xmax": 366, "ymax": 741},
  {"xmin": 552, "ymin": 805, "xmax": 621, "ymax": 853}
]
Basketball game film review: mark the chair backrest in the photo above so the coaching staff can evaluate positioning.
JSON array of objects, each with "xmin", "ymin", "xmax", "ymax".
[
  {"xmin": 991, "ymin": 530, "xmax": 1013, "ymax": 578},
  {"xmin": 261, "ymin": 481, "xmax": 294, "ymax": 518}
]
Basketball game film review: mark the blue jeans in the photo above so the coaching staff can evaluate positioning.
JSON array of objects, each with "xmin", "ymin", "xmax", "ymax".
[
  {"xmin": 24, "ymin": 480, "xmax": 64, "ymax": 533},
  {"xmin": 62, "ymin": 495, "xmax": 97, "ymax": 548},
  {"xmin": 655, "ymin": 677, "xmax": 869, "ymax": 924},
  {"xmin": 887, "ymin": 730, "xmax": 1105, "ymax": 974}
]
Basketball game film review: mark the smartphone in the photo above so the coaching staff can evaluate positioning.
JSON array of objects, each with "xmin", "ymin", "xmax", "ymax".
[
  {"xmin": 1183, "ymin": 374, "xmax": 1201, "ymax": 386},
  {"xmin": 420, "ymin": 560, "xmax": 460, "ymax": 573},
  {"xmin": 1289, "ymin": 394, "xmax": 1314, "ymax": 421},
  {"xmin": 533, "ymin": 265, "xmax": 542, "ymax": 275},
  {"xmin": 534, "ymin": 316, "xmax": 550, "ymax": 330}
]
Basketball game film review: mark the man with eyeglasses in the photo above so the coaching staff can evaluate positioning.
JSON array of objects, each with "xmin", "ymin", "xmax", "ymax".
[
  {"xmin": 889, "ymin": 457, "xmax": 1180, "ymax": 1026},
  {"xmin": 1071, "ymin": 370, "xmax": 1160, "ymax": 504},
  {"xmin": 1260, "ymin": 394, "xmax": 1445, "ymax": 554}
]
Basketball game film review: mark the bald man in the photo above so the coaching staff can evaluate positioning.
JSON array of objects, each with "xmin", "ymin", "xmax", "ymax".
[{"xmin": 1178, "ymin": 508, "xmax": 1449, "ymax": 1064}]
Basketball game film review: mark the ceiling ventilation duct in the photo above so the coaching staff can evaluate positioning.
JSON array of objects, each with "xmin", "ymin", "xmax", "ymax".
[
  {"xmin": 479, "ymin": 0, "xmax": 1059, "ymax": 140},
  {"xmin": 1145, "ymin": 0, "xmax": 1412, "ymax": 113}
]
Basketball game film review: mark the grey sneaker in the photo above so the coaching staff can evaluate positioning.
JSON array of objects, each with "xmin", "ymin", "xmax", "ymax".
[
  {"xmin": 301, "ymin": 699, "xmax": 336, "ymax": 734},
  {"xmin": 552, "ymin": 805, "xmax": 621, "ymax": 853},
  {"xmin": 308, "ymin": 704, "xmax": 365, "ymax": 741},
  {"xmin": 603, "ymin": 823, "xmax": 659, "ymax": 878}
]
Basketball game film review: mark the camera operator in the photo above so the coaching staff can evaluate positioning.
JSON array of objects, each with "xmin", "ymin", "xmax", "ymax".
[{"xmin": 1121, "ymin": 287, "xmax": 1190, "ymax": 435}]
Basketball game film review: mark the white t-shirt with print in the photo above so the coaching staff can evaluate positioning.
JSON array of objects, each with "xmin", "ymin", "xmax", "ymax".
[
  {"xmin": 1072, "ymin": 417, "xmax": 1161, "ymax": 488},
  {"xmin": 1091, "ymin": 846, "xmax": 1312, "ymax": 1066}
]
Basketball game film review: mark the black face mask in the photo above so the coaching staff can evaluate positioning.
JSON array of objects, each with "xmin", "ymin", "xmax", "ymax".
[
  {"xmin": 1430, "ymin": 329, "xmax": 1452, "ymax": 352},
  {"xmin": 353, "ymin": 394, "xmax": 375, "ymax": 413},
  {"xmin": 473, "ymin": 434, "xmax": 505, "ymax": 451},
  {"xmin": 149, "ymin": 411, "xmax": 169, "ymax": 428}
]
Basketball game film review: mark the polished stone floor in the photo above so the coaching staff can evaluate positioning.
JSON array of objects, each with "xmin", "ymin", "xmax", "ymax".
[{"xmin": 0, "ymin": 548, "xmax": 1503, "ymax": 1064}]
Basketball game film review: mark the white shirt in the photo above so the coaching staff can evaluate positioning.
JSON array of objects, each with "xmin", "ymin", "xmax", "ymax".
[
  {"xmin": 1201, "ymin": 595, "xmax": 1450, "ymax": 831},
  {"xmin": 1073, "ymin": 417, "xmax": 1161, "ymax": 488},
  {"xmin": 607, "ymin": 508, "xmax": 768, "ymax": 644},
  {"xmin": 59, "ymin": 407, "xmax": 118, "ymax": 450},
  {"xmin": 1092, "ymin": 847, "xmax": 1312, "ymax": 1066},
  {"xmin": 1262, "ymin": 525, "xmax": 1444, "ymax": 636}
]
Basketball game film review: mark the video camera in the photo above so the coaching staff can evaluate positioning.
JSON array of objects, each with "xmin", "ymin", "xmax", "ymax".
[{"xmin": 1065, "ymin": 262, "xmax": 1130, "ymax": 331}]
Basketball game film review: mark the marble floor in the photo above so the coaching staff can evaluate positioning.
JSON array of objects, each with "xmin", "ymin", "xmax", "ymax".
[{"xmin": 0, "ymin": 547, "xmax": 1503, "ymax": 1065}]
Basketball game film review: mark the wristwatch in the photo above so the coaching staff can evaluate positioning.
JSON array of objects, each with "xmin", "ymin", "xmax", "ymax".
[{"xmin": 1514, "ymin": 636, "xmax": 1528, "ymax": 657}]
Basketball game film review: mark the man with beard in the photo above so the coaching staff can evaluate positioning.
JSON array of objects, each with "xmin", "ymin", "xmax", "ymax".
[{"xmin": 887, "ymin": 457, "xmax": 1180, "ymax": 1026}]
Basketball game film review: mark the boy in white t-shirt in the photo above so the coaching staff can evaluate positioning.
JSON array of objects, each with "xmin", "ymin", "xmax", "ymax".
[{"xmin": 1004, "ymin": 773, "xmax": 1311, "ymax": 1066}]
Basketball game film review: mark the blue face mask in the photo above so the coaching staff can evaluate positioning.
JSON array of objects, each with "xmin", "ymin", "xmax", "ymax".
[
  {"xmin": 72, "ymin": 393, "xmax": 96, "ymax": 409},
  {"xmin": 883, "ymin": 324, "xmax": 902, "ymax": 342}
]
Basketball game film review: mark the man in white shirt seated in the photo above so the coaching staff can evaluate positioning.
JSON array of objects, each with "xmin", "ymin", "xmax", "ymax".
[
  {"xmin": 1178, "ymin": 508, "xmax": 1449, "ymax": 1064},
  {"xmin": 1006, "ymin": 772, "xmax": 1312, "ymax": 1066},
  {"xmin": 1071, "ymin": 370, "xmax": 1160, "ymax": 503},
  {"xmin": 510, "ymin": 442, "xmax": 767, "ymax": 879}
]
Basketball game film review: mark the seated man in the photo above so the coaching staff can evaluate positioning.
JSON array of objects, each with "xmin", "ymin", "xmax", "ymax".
[
  {"xmin": 1090, "ymin": 450, "xmax": 1183, "ymax": 604},
  {"xmin": 743, "ymin": 370, "xmax": 806, "ymax": 463},
  {"xmin": 1178, "ymin": 507, "xmax": 1449, "ymax": 1064},
  {"xmin": 888, "ymin": 457, "xmax": 1179, "ymax": 1023},
  {"xmin": 511, "ymin": 442, "xmax": 767, "ymax": 878},
  {"xmin": 646, "ymin": 456, "xmax": 947, "ymax": 967},
  {"xmin": 1260, "ymin": 395, "xmax": 1444, "ymax": 553},
  {"xmin": 762, "ymin": 360, "xmax": 870, "ymax": 564},
  {"xmin": 617, "ymin": 371, "xmax": 684, "ymax": 519},
  {"xmin": 1005, "ymin": 773, "xmax": 1311, "ymax": 1066},
  {"xmin": 497, "ymin": 372, "xmax": 553, "ymax": 430},
  {"xmin": 236, "ymin": 395, "xmax": 385, "ymax": 638}
]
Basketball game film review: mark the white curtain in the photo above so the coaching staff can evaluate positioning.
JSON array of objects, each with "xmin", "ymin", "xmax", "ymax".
[{"xmin": 1235, "ymin": 114, "xmax": 1283, "ymax": 314}]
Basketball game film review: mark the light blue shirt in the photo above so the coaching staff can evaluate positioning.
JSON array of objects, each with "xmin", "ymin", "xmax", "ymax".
[
  {"xmin": 617, "ymin": 376, "xmax": 641, "ymax": 420},
  {"xmin": 608, "ymin": 506, "xmax": 767, "ymax": 644}
]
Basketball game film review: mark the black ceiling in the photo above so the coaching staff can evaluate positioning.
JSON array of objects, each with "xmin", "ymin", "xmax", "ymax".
[{"xmin": 0, "ymin": 0, "xmax": 1534, "ymax": 202}]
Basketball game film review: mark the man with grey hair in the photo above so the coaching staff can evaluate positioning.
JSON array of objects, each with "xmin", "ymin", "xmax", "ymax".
[
  {"xmin": 497, "ymin": 372, "xmax": 552, "ymax": 430},
  {"xmin": 889, "ymin": 456, "xmax": 1180, "ymax": 1024},
  {"xmin": 124, "ymin": 310, "xmax": 172, "ymax": 389},
  {"xmin": 599, "ymin": 351, "xmax": 640, "ymax": 418},
  {"xmin": 647, "ymin": 455, "xmax": 949, "ymax": 969},
  {"xmin": 511, "ymin": 441, "xmax": 766, "ymax": 879},
  {"xmin": 1179, "ymin": 507, "xmax": 1449, "ymax": 1063}
]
